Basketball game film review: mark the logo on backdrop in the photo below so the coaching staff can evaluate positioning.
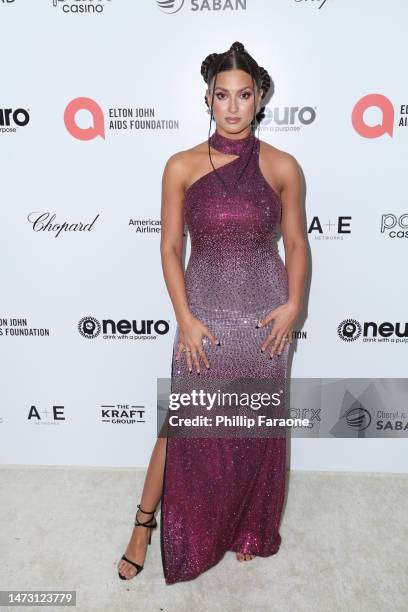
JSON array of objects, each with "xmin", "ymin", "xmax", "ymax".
[
  {"xmin": 330, "ymin": 403, "xmax": 373, "ymax": 436},
  {"xmin": 308, "ymin": 215, "xmax": 352, "ymax": 239},
  {"xmin": 0, "ymin": 318, "xmax": 50, "ymax": 338},
  {"xmin": 343, "ymin": 405, "xmax": 372, "ymax": 430},
  {"xmin": 286, "ymin": 379, "xmax": 408, "ymax": 438},
  {"xmin": 289, "ymin": 407, "xmax": 320, "ymax": 429},
  {"xmin": 155, "ymin": 0, "xmax": 246, "ymax": 13},
  {"xmin": 64, "ymin": 97, "xmax": 178, "ymax": 139},
  {"xmin": 156, "ymin": 0, "xmax": 184, "ymax": 13},
  {"xmin": 27, "ymin": 405, "xmax": 66, "ymax": 424},
  {"xmin": 101, "ymin": 404, "xmax": 146, "ymax": 425},
  {"xmin": 338, "ymin": 318, "xmax": 408, "ymax": 343},
  {"xmin": 380, "ymin": 213, "xmax": 408, "ymax": 238},
  {"xmin": 352, "ymin": 94, "xmax": 394, "ymax": 138},
  {"xmin": 64, "ymin": 97, "xmax": 105, "ymax": 140},
  {"xmin": 78, "ymin": 316, "xmax": 170, "ymax": 340},
  {"xmin": 328, "ymin": 381, "xmax": 408, "ymax": 437},
  {"xmin": 377, "ymin": 411, "xmax": 408, "ymax": 432},
  {"xmin": 293, "ymin": 0, "xmax": 330, "ymax": 8},
  {"xmin": 52, "ymin": 0, "xmax": 111, "ymax": 13},
  {"xmin": 337, "ymin": 319, "xmax": 362, "ymax": 342},
  {"xmin": 352, "ymin": 93, "xmax": 408, "ymax": 138},
  {"xmin": 129, "ymin": 218, "xmax": 161, "ymax": 235},
  {"xmin": 26, "ymin": 403, "xmax": 146, "ymax": 425},
  {"xmin": 260, "ymin": 105, "xmax": 316, "ymax": 132},
  {"xmin": 0, "ymin": 107, "xmax": 30, "ymax": 133},
  {"xmin": 28, "ymin": 212, "xmax": 100, "ymax": 237}
]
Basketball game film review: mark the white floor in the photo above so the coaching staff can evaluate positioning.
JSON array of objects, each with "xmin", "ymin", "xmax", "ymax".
[{"xmin": 1, "ymin": 466, "xmax": 407, "ymax": 612}]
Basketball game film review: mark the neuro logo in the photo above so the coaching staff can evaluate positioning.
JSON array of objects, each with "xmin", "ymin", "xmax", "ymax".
[
  {"xmin": 344, "ymin": 405, "xmax": 371, "ymax": 430},
  {"xmin": 64, "ymin": 97, "xmax": 105, "ymax": 140},
  {"xmin": 337, "ymin": 319, "xmax": 362, "ymax": 342},
  {"xmin": 78, "ymin": 316, "xmax": 170, "ymax": 339},
  {"xmin": 262, "ymin": 105, "xmax": 316, "ymax": 128},
  {"xmin": 78, "ymin": 316, "xmax": 101, "ymax": 339},
  {"xmin": 352, "ymin": 94, "xmax": 394, "ymax": 138},
  {"xmin": 0, "ymin": 107, "xmax": 30, "ymax": 128},
  {"xmin": 156, "ymin": 0, "xmax": 184, "ymax": 13},
  {"xmin": 338, "ymin": 318, "xmax": 408, "ymax": 342}
]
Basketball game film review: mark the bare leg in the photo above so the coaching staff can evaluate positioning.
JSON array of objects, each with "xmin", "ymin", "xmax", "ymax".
[
  {"xmin": 117, "ymin": 436, "xmax": 253, "ymax": 576},
  {"xmin": 236, "ymin": 552, "xmax": 254, "ymax": 561},
  {"xmin": 118, "ymin": 437, "xmax": 167, "ymax": 579}
]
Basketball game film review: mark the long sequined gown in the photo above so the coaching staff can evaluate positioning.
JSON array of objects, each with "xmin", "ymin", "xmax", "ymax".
[{"xmin": 160, "ymin": 129, "xmax": 290, "ymax": 585}]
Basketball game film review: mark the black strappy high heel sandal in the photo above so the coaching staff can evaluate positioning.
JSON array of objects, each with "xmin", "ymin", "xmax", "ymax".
[{"xmin": 118, "ymin": 503, "xmax": 158, "ymax": 580}]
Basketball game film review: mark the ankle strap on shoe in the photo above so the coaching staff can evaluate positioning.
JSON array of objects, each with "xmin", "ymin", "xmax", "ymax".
[{"xmin": 137, "ymin": 503, "xmax": 156, "ymax": 515}]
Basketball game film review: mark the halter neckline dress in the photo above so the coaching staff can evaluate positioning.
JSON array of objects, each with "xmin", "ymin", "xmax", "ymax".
[{"xmin": 160, "ymin": 128, "xmax": 289, "ymax": 585}]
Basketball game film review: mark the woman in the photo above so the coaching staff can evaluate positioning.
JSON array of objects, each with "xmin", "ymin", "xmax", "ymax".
[{"xmin": 118, "ymin": 41, "xmax": 308, "ymax": 584}]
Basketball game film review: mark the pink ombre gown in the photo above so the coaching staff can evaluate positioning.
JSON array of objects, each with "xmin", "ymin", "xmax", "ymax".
[{"xmin": 160, "ymin": 129, "xmax": 289, "ymax": 584}]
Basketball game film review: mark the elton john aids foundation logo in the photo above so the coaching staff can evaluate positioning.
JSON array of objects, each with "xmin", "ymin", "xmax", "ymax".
[
  {"xmin": 64, "ymin": 97, "xmax": 105, "ymax": 140},
  {"xmin": 352, "ymin": 94, "xmax": 394, "ymax": 138}
]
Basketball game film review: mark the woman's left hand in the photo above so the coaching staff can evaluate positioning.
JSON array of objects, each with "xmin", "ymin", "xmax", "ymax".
[{"xmin": 257, "ymin": 302, "xmax": 300, "ymax": 357}]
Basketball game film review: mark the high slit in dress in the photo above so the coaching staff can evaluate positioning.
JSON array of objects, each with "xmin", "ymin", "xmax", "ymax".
[{"xmin": 160, "ymin": 129, "xmax": 289, "ymax": 584}]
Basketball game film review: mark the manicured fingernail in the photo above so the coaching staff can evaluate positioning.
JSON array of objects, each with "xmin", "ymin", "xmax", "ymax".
[
  {"xmin": 197, "ymin": 370, "xmax": 200, "ymax": 374},
  {"xmin": 256, "ymin": 322, "xmax": 262, "ymax": 328},
  {"xmin": 261, "ymin": 348, "xmax": 265, "ymax": 352},
  {"xmin": 216, "ymin": 341, "xmax": 221, "ymax": 346},
  {"xmin": 206, "ymin": 365, "xmax": 210, "ymax": 369},
  {"xmin": 189, "ymin": 368, "xmax": 192, "ymax": 373}
]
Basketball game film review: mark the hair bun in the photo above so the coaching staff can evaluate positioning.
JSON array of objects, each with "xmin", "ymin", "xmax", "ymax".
[
  {"xmin": 229, "ymin": 41, "xmax": 245, "ymax": 53},
  {"xmin": 259, "ymin": 66, "xmax": 272, "ymax": 98},
  {"xmin": 200, "ymin": 52, "xmax": 219, "ymax": 83}
]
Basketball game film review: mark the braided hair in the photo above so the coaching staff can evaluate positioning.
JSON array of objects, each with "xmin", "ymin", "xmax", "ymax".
[
  {"xmin": 200, "ymin": 41, "xmax": 274, "ymax": 189},
  {"xmin": 201, "ymin": 41, "xmax": 273, "ymax": 128}
]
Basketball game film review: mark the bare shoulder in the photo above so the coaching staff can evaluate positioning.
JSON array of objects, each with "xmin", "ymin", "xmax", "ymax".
[
  {"xmin": 259, "ymin": 139, "xmax": 300, "ymax": 173},
  {"xmin": 162, "ymin": 141, "xmax": 207, "ymax": 184},
  {"xmin": 259, "ymin": 139, "xmax": 301, "ymax": 194},
  {"xmin": 162, "ymin": 149, "xmax": 189, "ymax": 182},
  {"xmin": 162, "ymin": 139, "xmax": 212, "ymax": 190}
]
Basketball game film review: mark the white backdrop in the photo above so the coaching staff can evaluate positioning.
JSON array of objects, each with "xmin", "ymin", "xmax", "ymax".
[{"xmin": 1, "ymin": 0, "xmax": 407, "ymax": 472}]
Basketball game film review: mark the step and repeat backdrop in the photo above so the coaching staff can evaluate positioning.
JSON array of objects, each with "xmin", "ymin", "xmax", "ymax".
[{"xmin": 1, "ymin": 0, "xmax": 407, "ymax": 472}]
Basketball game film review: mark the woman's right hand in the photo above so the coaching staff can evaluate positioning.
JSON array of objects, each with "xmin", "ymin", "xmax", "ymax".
[{"xmin": 175, "ymin": 314, "xmax": 220, "ymax": 373}]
